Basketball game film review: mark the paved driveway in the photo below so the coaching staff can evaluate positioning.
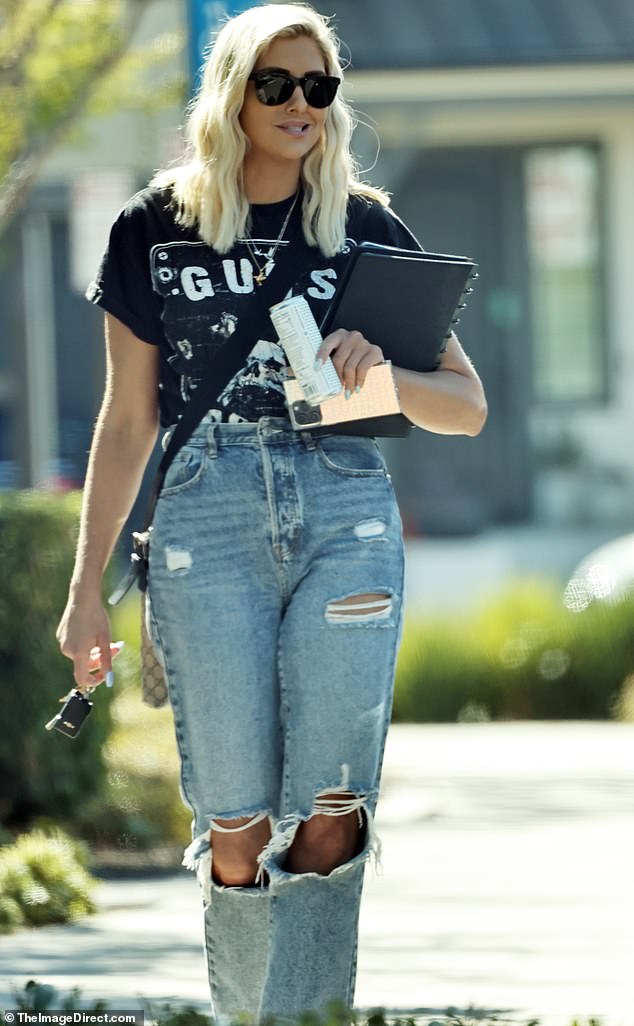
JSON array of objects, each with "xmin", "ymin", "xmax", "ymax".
[{"xmin": 1, "ymin": 722, "xmax": 633, "ymax": 1026}]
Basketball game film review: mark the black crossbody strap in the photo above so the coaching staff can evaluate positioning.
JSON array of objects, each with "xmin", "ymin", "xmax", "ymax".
[
  {"xmin": 144, "ymin": 274, "xmax": 282, "ymax": 529},
  {"xmin": 107, "ymin": 276, "xmax": 286, "ymax": 605}
]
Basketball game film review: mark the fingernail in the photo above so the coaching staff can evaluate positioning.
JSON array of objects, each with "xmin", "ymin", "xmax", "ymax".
[
  {"xmin": 106, "ymin": 671, "xmax": 114, "ymax": 688},
  {"xmin": 314, "ymin": 357, "xmax": 322, "ymax": 370},
  {"xmin": 355, "ymin": 384, "xmax": 361, "ymax": 393},
  {"xmin": 344, "ymin": 389, "xmax": 351, "ymax": 400}
]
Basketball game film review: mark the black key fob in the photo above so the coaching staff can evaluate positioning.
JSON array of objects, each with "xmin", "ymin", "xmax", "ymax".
[{"xmin": 45, "ymin": 689, "xmax": 94, "ymax": 737}]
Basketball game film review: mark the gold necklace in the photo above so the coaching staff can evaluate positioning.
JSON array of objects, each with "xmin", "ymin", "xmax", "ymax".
[{"xmin": 244, "ymin": 192, "xmax": 299, "ymax": 286}]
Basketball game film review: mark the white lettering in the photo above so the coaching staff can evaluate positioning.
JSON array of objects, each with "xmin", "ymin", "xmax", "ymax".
[
  {"xmin": 223, "ymin": 258, "xmax": 254, "ymax": 294},
  {"xmin": 11, "ymin": 1016, "xmax": 138, "ymax": 1026},
  {"xmin": 181, "ymin": 266, "xmax": 214, "ymax": 301},
  {"xmin": 308, "ymin": 267, "xmax": 337, "ymax": 300}
]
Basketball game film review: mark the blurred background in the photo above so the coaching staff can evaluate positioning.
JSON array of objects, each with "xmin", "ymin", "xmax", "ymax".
[{"xmin": 1, "ymin": 0, "xmax": 634, "ymax": 886}]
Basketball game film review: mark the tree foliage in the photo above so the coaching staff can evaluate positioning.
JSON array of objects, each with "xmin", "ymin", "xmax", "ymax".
[{"xmin": 0, "ymin": 0, "xmax": 185, "ymax": 235}]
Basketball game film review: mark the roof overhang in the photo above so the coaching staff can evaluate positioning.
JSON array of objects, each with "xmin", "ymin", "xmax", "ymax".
[{"xmin": 345, "ymin": 61, "xmax": 634, "ymax": 106}]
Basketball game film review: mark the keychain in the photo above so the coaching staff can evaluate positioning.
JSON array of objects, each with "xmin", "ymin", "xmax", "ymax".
[
  {"xmin": 45, "ymin": 641, "xmax": 125, "ymax": 738},
  {"xmin": 45, "ymin": 687, "xmax": 95, "ymax": 737}
]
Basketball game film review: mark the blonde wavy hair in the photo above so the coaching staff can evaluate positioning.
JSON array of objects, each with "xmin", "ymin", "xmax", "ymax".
[{"xmin": 150, "ymin": 2, "xmax": 389, "ymax": 257}]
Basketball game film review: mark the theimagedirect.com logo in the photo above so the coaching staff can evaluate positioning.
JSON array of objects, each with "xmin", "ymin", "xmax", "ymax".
[{"xmin": 3, "ymin": 1014, "xmax": 144, "ymax": 1025}]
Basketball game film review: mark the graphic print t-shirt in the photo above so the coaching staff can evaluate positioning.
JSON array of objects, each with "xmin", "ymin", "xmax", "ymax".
[{"xmin": 86, "ymin": 186, "xmax": 425, "ymax": 427}]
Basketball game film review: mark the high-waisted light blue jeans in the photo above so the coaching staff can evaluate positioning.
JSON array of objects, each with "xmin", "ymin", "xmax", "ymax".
[{"xmin": 146, "ymin": 414, "xmax": 405, "ymax": 1023}]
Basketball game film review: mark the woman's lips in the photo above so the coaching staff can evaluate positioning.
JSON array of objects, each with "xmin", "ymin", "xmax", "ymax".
[{"xmin": 277, "ymin": 123, "xmax": 309, "ymax": 136}]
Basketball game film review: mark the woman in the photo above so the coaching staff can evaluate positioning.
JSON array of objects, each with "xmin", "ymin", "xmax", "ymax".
[{"xmin": 57, "ymin": 3, "xmax": 487, "ymax": 1020}]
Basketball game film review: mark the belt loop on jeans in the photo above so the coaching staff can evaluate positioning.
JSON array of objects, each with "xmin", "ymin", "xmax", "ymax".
[
  {"xmin": 206, "ymin": 423, "xmax": 219, "ymax": 458},
  {"xmin": 300, "ymin": 430, "xmax": 316, "ymax": 451}
]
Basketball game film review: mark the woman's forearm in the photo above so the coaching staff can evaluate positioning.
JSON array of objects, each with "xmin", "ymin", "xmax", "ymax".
[
  {"xmin": 392, "ymin": 364, "xmax": 488, "ymax": 436},
  {"xmin": 70, "ymin": 405, "xmax": 159, "ymax": 598}
]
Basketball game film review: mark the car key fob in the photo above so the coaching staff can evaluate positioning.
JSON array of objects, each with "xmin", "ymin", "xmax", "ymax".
[{"xmin": 45, "ymin": 689, "xmax": 94, "ymax": 737}]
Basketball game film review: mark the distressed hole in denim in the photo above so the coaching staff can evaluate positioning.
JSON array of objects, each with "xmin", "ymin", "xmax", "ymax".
[
  {"xmin": 277, "ymin": 790, "xmax": 369, "ymax": 877},
  {"xmin": 325, "ymin": 592, "xmax": 392, "ymax": 624},
  {"xmin": 312, "ymin": 789, "xmax": 366, "ymax": 827},
  {"xmin": 182, "ymin": 829, "xmax": 213, "ymax": 909},
  {"xmin": 210, "ymin": 812, "xmax": 272, "ymax": 888},
  {"xmin": 256, "ymin": 793, "xmax": 381, "ymax": 885},
  {"xmin": 256, "ymin": 768, "xmax": 381, "ymax": 884},
  {"xmin": 354, "ymin": 517, "xmax": 386, "ymax": 540},
  {"xmin": 210, "ymin": 811, "xmax": 269, "ymax": 834},
  {"xmin": 183, "ymin": 811, "xmax": 271, "ymax": 906},
  {"xmin": 164, "ymin": 546, "xmax": 193, "ymax": 573}
]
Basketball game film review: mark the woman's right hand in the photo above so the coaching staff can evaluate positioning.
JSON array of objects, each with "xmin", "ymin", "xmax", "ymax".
[
  {"xmin": 55, "ymin": 313, "xmax": 159, "ymax": 693},
  {"xmin": 56, "ymin": 590, "xmax": 117, "ymax": 690}
]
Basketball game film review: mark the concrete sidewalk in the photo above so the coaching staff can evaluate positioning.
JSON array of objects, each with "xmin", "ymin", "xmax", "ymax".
[{"xmin": 2, "ymin": 722, "xmax": 634, "ymax": 1025}]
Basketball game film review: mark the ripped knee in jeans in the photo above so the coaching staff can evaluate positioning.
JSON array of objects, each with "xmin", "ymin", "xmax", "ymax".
[
  {"xmin": 182, "ymin": 810, "xmax": 271, "ymax": 906},
  {"xmin": 255, "ymin": 785, "xmax": 381, "ymax": 887},
  {"xmin": 210, "ymin": 811, "xmax": 272, "ymax": 887},
  {"xmin": 283, "ymin": 790, "xmax": 367, "ymax": 875}
]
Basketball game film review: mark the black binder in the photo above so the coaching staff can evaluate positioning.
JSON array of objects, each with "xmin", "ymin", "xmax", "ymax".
[{"xmin": 316, "ymin": 242, "xmax": 478, "ymax": 436}]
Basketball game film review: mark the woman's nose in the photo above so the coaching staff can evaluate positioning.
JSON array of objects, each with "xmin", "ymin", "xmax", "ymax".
[{"xmin": 287, "ymin": 83, "xmax": 308, "ymax": 110}]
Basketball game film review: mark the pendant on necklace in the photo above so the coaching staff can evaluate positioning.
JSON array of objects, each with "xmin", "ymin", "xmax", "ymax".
[{"xmin": 255, "ymin": 269, "xmax": 266, "ymax": 286}]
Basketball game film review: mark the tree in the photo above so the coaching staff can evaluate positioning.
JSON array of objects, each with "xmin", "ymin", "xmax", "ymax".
[{"xmin": 0, "ymin": 0, "xmax": 185, "ymax": 236}]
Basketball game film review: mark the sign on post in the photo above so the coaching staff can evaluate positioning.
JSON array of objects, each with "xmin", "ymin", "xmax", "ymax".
[{"xmin": 187, "ymin": 1, "xmax": 261, "ymax": 94}]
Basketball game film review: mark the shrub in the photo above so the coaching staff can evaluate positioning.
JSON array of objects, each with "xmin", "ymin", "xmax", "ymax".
[
  {"xmin": 0, "ymin": 509, "xmax": 189, "ymax": 858},
  {"xmin": 0, "ymin": 827, "xmax": 97, "ymax": 932},
  {"xmin": 393, "ymin": 579, "xmax": 634, "ymax": 722},
  {"xmin": 0, "ymin": 491, "xmax": 115, "ymax": 829}
]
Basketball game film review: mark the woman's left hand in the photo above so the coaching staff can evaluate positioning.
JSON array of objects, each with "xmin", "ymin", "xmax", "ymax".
[{"xmin": 315, "ymin": 329, "xmax": 384, "ymax": 396}]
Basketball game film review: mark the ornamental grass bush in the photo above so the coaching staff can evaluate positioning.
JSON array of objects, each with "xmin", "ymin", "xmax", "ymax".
[
  {"xmin": 393, "ymin": 578, "xmax": 634, "ymax": 722},
  {"xmin": 0, "ymin": 489, "xmax": 189, "ymax": 858},
  {"xmin": 0, "ymin": 827, "xmax": 97, "ymax": 933}
]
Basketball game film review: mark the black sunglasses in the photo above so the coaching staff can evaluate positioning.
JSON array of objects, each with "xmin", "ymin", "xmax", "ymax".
[{"xmin": 248, "ymin": 71, "xmax": 340, "ymax": 109}]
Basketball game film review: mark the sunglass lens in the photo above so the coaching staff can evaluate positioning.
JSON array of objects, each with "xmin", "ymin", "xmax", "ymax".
[
  {"xmin": 304, "ymin": 76, "xmax": 339, "ymax": 108},
  {"xmin": 255, "ymin": 73, "xmax": 294, "ymax": 106}
]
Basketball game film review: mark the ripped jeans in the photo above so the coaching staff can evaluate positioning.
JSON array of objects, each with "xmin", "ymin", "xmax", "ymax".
[{"xmin": 146, "ymin": 414, "xmax": 405, "ymax": 1023}]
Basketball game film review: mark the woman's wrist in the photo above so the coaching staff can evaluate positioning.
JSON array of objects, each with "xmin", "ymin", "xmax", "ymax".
[{"xmin": 69, "ymin": 574, "xmax": 104, "ymax": 603}]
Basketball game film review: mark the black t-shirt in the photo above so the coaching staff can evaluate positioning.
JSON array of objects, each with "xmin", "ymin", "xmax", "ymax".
[{"xmin": 86, "ymin": 186, "xmax": 425, "ymax": 427}]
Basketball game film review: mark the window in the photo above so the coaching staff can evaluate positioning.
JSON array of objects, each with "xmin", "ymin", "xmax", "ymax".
[{"xmin": 524, "ymin": 146, "xmax": 605, "ymax": 403}]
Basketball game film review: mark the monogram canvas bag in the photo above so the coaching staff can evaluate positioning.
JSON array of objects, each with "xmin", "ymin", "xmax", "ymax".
[{"xmin": 140, "ymin": 591, "xmax": 169, "ymax": 707}]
